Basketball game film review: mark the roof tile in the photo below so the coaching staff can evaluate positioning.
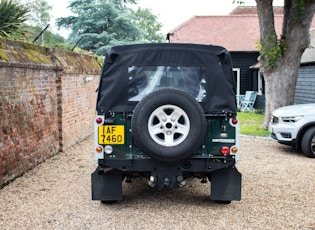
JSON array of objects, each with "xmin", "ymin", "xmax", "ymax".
[{"xmin": 168, "ymin": 7, "xmax": 315, "ymax": 52}]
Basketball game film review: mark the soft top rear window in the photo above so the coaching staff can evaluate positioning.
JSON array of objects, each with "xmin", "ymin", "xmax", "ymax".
[{"xmin": 128, "ymin": 66, "xmax": 206, "ymax": 102}]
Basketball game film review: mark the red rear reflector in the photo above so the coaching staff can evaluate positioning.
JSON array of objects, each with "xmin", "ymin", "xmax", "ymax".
[
  {"xmin": 221, "ymin": 146, "xmax": 230, "ymax": 155},
  {"xmin": 231, "ymin": 117, "xmax": 238, "ymax": 125},
  {"xmin": 96, "ymin": 117, "xmax": 103, "ymax": 124}
]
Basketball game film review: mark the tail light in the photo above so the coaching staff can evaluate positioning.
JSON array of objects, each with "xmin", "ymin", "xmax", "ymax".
[
  {"xmin": 231, "ymin": 117, "xmax": 238, "ymax": 125},
  {"xmin": 96, "ymin": 117, "xmax": 103, "ymax": 124},
  {"xmin": 221, "ymin": 146, "xmax": 230, "ymax": 155}
]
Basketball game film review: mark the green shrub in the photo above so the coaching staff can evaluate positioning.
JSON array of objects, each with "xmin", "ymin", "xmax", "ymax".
[{"xmin": 0, "ymin": 0, "xmax": 29, "ymax": 39}]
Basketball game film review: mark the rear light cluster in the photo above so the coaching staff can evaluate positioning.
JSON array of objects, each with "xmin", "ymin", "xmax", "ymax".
[
  {"xmin": 221, "ymin": 146, "xmax": 238, "ymax": 155},
  {"xmin": 220, "ymin": 117, "xmax": 239, "ymax": 155},
  {"xmin": 96, "ymin": 145, "xmax": 113, "ymax": 155},
  {"xmin": 95, "ymin": 116, "xmax": 115, "ymax": 156},
  {"xmin": 95, "ymin": 116, "xmax": 104, "ymax": 155}
]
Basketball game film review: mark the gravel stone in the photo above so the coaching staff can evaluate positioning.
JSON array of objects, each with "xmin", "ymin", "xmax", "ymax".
[{"xmin": 1, "ymin": 135, "xmax": 314, "ymax": 229}]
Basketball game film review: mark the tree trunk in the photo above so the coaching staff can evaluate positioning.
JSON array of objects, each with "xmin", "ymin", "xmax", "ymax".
[
  {"xmin": 256, "ymin": 0, "xmax": 315, "ymax": 129},
  {"xmin": 262, "ymin": 29, "xmax": 308, "ymax": 128},
  {"xmin": 263, "ymin": 60, "xmax": 299, "ymax": 128}
]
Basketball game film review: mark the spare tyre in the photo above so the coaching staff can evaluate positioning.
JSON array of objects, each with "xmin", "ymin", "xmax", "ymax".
[{"xmin": 131, "ymin": 88, "xmax": 206, "ymax": 162}]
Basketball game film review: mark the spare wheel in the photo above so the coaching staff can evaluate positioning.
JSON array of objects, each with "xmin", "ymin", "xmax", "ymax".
[{"xmin": 131, "ymin": 88, "xmax": 206, "ymax": 162}]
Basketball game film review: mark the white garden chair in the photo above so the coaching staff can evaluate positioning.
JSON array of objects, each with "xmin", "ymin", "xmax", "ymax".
[{"xmin": 240, "ymin": 91, "xmax": 257, "ymax": 112}]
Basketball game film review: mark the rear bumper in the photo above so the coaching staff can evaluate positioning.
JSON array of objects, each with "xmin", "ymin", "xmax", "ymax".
[
  {"xmin": 91, "ymin": 159, "xmax": 242, "ymax": 201},
  {"xmin": 97, "ymin": 156, "xmax": 237, "ymax": 174},
  {"xmin": 92, "ymin": 156, "xmax": 242, "ymax": 201}
]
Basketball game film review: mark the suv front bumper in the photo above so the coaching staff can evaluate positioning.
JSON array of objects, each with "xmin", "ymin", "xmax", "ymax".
[{"xmin": 269, "ymin": 122, "xmax": 298, "ymax": 146}]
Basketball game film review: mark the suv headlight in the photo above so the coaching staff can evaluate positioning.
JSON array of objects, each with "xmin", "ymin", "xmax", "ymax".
[{"xmin": 281, "ymin": 115, "xmax": 303, "ymax": 123}]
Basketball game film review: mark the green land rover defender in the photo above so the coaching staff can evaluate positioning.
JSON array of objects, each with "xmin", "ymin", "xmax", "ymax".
[{"xmin": 92, "ymin": 43, "xmax": 242, "ymax": 203}]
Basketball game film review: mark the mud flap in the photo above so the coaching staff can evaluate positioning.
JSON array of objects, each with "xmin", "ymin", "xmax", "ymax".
[
  {"xmin": 91, "ymin": 168, "xmax": 123, "ymax": 201},
  {"xmin": 209, "ymin": 166, "xmax": 242, "ymax": 201}
]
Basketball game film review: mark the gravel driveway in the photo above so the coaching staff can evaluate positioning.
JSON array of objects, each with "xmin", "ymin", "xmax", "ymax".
[{"xmin": 0, "ymin": 135, "xmax": 314, "ymax": 229}]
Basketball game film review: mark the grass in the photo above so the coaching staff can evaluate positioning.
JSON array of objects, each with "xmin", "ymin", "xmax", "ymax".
[{"xmin": 237, "ymin": 111, "xmax": 270, "ymax": 137}]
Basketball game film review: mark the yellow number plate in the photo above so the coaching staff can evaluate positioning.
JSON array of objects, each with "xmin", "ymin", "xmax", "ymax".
[{"xmin": 98, "ymin": 125, "xmax": 125, "ymax": 144}]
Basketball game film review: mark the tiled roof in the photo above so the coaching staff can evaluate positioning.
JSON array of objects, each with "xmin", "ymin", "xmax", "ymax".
[
  {"xmin": 168, "ymin": 8, "xmax": 315, "ymax": 52},
  {"xmin": 229, "ymin": 6, "xmax": 283, "ymax": 15}
]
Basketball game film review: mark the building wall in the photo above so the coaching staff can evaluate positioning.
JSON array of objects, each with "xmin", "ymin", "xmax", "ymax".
[
  {"xmin": 0, "ymin": 39, "xmax": 102, "ymax": 186},
  {"xmin": 294, "ymin": 65, "xmax": 315, "ymax": 104},
  {"xmin": 230, "ymin": 52, "xmax": 260, "ymax": 95}
]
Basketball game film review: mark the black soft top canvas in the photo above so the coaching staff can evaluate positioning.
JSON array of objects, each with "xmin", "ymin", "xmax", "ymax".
[{"xmin": 96, "ymin": 43, "xmax": 237, "ymax": 114}]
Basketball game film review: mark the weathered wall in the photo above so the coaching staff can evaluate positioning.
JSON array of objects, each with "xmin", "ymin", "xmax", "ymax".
[
  {"xmin": 51, "ymin": 48, "xmax": 101, "ymax": 150},
  {"xmin": 0, "ymin": 38, "xmax": 101, "ymax": 186}
]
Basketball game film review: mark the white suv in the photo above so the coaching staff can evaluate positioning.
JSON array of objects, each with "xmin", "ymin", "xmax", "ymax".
[{"xmin": 269, "ymin": 103, "xmax": 315, "ymax": 158}]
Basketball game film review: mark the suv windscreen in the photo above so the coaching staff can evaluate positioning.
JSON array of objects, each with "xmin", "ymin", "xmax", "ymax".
[{"xmin": 128, "ymin": 66, "xmax": 206, "ymax": 102}]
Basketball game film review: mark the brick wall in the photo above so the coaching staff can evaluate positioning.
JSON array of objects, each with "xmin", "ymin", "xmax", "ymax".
[
  {"xmin": 51, "ymin": 48, "xmax": 101, "ymax": 150},
  {"xmin": 0, "ymin": 39, "xmax": 101, "ymax": 186}
]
